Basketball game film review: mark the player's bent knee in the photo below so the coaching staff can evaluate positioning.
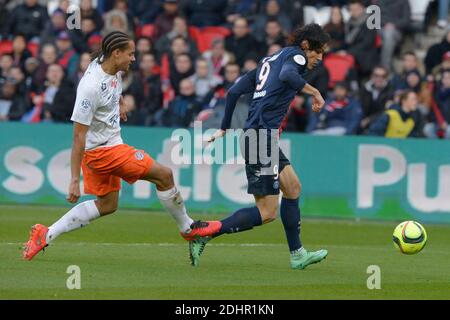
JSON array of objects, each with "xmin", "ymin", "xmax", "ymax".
[
  {"xmin": 97, "ymin": 201, "xmax": 118, "ymax": 216},
  {"xmin": 260, "ymin": 208, "xmax": 278, "ymax": 223},
  {"xmin": 284, "ymin": 181, "xmax": 302, "ymax": 199}
]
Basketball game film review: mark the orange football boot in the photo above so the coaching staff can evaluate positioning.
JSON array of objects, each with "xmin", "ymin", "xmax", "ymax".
[
  {"xmin": 181, "ymin": 220, "xmax": 222, "ymax": 241},
  {"xmin": 23, "ymin": 224, "xmax": 49, "ymax": 261}
]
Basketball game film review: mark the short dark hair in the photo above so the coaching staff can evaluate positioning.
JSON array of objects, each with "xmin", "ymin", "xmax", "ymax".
[
  {"xmin": 372, "ymin": 65, "xmax": 389, "ymax": 76},
  {"xmin": 399, "ymin": 89, "xmax": 416, "ymax": 104},
  {"xmin": 288, "ymin": 24, "xmax": 330, "ymax": 53},
  {"xmin": 403, "ymin": 51, "xmax": 417, "ymax": 58},
  {"xmin": 349, "ymin": 0, "xmax": 365, "ymax": 7}
]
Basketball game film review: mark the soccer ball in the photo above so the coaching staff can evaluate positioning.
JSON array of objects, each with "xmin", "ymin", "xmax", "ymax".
[{"xmin": 392, "ymin": 221, "xmax": 427, "ymax": 255}]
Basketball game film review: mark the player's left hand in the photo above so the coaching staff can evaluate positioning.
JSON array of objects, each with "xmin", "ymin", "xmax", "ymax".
[
  {"xmin": 119, "ymin": 96, "xmax": 128, "ymax": 122},
  {"xmin": 207, "ymin": 129, "xmax": 226, "ymax": 144},
  {"xmin": 312, "ymin": 93, "xmax": 325, "ymax": 113}
]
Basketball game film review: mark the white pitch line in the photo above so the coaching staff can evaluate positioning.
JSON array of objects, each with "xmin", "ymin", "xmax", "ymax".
[{"xmin": 1, "ymin": 242, "xmax": 283, "ymax": 247}]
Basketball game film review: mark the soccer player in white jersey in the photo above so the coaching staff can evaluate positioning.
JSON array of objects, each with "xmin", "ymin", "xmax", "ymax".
[{"xmin": 23, "ymin": 31, "xmax": 221, "ymax": 261}]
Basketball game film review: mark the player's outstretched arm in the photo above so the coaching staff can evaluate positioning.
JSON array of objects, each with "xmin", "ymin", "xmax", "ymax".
[
  {"xmin": 220, "ymin": 69, "xmax": 257, "ymax": 131},
  {"xmin": 67, "ymin": 122, "xmax": 89, "ymax": 204},
  {"xmin": 208, "ymin": 69, "xmax": 257, "ymax": 144}
]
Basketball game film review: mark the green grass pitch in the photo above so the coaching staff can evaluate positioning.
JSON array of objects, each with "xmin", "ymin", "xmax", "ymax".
[{"xmin": 1, "ymin": 205, "xmax": 450, "ymax": 299}]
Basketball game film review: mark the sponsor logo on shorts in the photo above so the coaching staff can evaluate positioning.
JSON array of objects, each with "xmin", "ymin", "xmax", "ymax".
[
  {"xmin": 135, "ymin": 151, "xmax": 144, "ymax": 161},
  {"xmin": 273, "ymin": 181, "xmax": 279, "ymax": 190}
]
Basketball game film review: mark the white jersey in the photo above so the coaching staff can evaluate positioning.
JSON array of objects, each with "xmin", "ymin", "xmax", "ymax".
[{"xmin": 71, "ymin": 59, "xmax": 123, "ymax": 150}]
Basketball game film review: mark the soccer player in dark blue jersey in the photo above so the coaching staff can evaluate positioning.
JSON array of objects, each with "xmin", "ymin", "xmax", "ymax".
[{"xmin": 190, "ymin": 24, "xmax": 330, "ymax": 269}]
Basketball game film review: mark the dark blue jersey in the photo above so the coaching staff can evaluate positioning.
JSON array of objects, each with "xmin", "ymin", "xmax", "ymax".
[{"xmin": 221, "ymin": 46, "xmax": 309, "ymax": 130}]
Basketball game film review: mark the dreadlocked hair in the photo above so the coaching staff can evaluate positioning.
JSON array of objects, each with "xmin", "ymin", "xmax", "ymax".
[
  {"xmin": 91, "ymin": 31, "xmax": 131, "ymax": 63},
  {"xmin": 288, "ymin": 24, "xmax": 330, "ymax": 52}
]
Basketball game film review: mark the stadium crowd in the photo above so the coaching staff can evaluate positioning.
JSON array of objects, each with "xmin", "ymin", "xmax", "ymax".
[{"xmin": 0, "ymin": 0, "xmax": 449, "ymax": 139}]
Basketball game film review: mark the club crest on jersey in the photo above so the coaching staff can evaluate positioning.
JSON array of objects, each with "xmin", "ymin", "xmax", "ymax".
[
  {"xmin": 135, "ymin": 151, "xmax": 144, "ymax": 161},
  {"xmin": 80, "ymin": 99, "xmax": 92, "ymax": 113},
  {"xmin": 111, "ymin": 79, "xmax": 118, "ymax": 88},
  {"xmin": 293, "ymin": 55, "xmax": 306, "ymax": 66}
]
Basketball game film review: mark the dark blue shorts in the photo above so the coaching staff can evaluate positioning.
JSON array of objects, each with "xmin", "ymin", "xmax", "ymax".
[{"xmin": 240, "ymin": 129, "xmax": 291, "ymax": 196}]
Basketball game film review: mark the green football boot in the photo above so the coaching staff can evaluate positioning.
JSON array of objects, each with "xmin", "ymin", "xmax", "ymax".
[
  {"xmin": 290, "ymin": 248, "xmax": 328, "ymax": 270},
  {"xmin": 189, "ymin": 236, "xmax": 211, "ymax": 267}
]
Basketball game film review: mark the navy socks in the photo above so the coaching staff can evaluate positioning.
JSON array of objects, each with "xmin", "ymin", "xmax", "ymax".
[
  {"xmin": 280, "ymin": 197, "xmax": 302, "ymax": 253},
  {"xmin": 214, "ymin": 207, "xmax": 262, "ymax": 238}
]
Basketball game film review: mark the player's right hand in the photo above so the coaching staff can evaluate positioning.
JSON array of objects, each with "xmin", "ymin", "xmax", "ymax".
[
  {"xmin": 312, "ymin": 93, "xmax": 325, "ymax": 113},
  {"xmin": 207, "ymin": 129, "xmax": 226, "ymax": 144},
  {"xmin": 67, "ymin": 180, "xmax": 81, "ymax": 203}
]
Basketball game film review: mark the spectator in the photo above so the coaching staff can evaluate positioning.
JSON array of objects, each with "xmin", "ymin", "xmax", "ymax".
[
  {"xmin": 307, "ymin": 81, "xmax": 362, "ymax": 135},
  {"xmin": 183, "ymin": 0, "xmax": 227, "ymax": 27},
  {"xmin": 252, "ymin": 0, "xmax": 292, "ymax": 43},
  {"xmin": 222, "ymin": 63, "xmax": 241, "ymax": 90},
  {"xmin": 127, "ymin": 52, "xmax": 163, "ymax": 125},
  {"xmin": 23, "ymin": 57, "xmax": 40, "ymax": 93},
  {"xmin": 224, "ymin": 63, "xmax": 251, "ymax": 128},
  {"xmin": 261, "ymin": 19, "xmax": 287, "ymax": 53},
  {"xmin": 225, "ymin": 17, "xmax": 262, "ymax": 68},
  {"xmin": 0, "ymin": 78, "xmax": 29, "ymax": 121},
  {"xmin": 224, "ymin": 0, "xmax": 258, "ymax": 27},
  {"xmin": 4, "ymin": 0, "xmax": 49, "ymax": 41},
  {"xmin": 159, "ymin": 78, "xmax": 202, "ymax": 127},
  {"xmin": 359, "ymin": 65, "xmax": 394, "ymax": 132},
  {"xmin": 80, "ymin": 0, "xmax": 104, "ymax": 33},
  {"xmin": 128, "ymin": 0, "xmax": 162, "ymax": 24},
  {"xmin": 134, "ymin": 36, "xmax": 156, "ymax": 71},
  {"xmin": 373, "ymin": 0, "xmax": 411, "ymax": 70},
  {"xmin": 0, "ymin": 54, "xmax": 13, "ymax": 84},
  {"xmin": 424, "ymin": 70, "xmax": 450, "ymax": 138},
  {"xmin": 392, "ymin": 51, "xmax": 422, "ymax": 91},
  {"xmin": 102, "ymin": 9, "xmax": 133, "ymax": 37},
  {"xmin": 155, "ymin": 17, "xmax": 198, "ymax": 60},
  {"xmin": 323, "ymin": 6, "xmax": 346, "ymax": 52},
  {"xmin": 11, "ymin": 34, "xmax": 32, "ymax": 70},
  {"xmin": 153, "ymin": 0, "xmax": 180, "ymax": 40},
  {"xmin": 398, "ymin": 70, "xmax": 432, "ymax": 112},
  {"xmin": 40, "ymin": 9, "xmax": 67, "ymax": 46},
  {"xmin": 369, "ymin": 90, "xmax": 423, "ymax": 138},
  {"xmin": 432, "ymin": 51, "xmax": 450, "ymax": 80},
  {"xmin": 170, "ymin": 53, "xmax": 195, "ymax": 94},
  {"xmin": 189, "ymin": 58, "xmax": 222, "ymax": 102},
  {"xmin": 41, "ymin": 64, "xmax": 76, "ymax": 122},
  {"xmin": 55, "ymin": 31, "xmax": 79, "ymax": 79},
  {"xmin": 71, "ymin": 52, "xmax": 91, "ymax": 86},
  {"xmin": 113, "ymin": 0, "xmax": 136, "ymax": 34},
  {"xmin": 425, "ymin": 30, "xmax": 450, "ymax": 75},
  {"xmin": 8, "ymin": 66, "xmax": 28, "ymax": 97},
  {"xmin": 202, "ymin": 38, "xmax": 234, "ymax": 77},
  {"xmin": 87, "ymin": 34, "xmax": 103, "ymax": 53},
  {"xmin": 167, "ymin": 35, "xmax": 197, "ymax": 65},
  {"xmin": 267, "ymin": 43, "xmax": 283, "ymax": 56},
  {"xmin": 344, "ymin": 0, "xmax": 379, "ymax": 77},
  {"xmin": 242, "ymin": 56, "xmax": 259, "ymax": 74},
  {"xmin": 34, "ymin": 44, "xmax": 58, "ymax": 88},
  {"xmin": 70, "ymin": 18, "xmax": 99, "ymax": 53}
]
